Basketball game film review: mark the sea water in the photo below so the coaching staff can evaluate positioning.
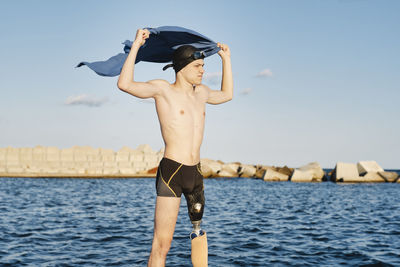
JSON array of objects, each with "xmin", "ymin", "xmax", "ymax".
[{"xmin": 0, "ymin": 177, "xmax": 399, "ymax": 266}]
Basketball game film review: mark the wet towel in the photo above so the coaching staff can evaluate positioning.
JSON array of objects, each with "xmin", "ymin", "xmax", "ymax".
[{"xmin": 76, "ymin": 26, "xmax": 220, "ymax": 77}]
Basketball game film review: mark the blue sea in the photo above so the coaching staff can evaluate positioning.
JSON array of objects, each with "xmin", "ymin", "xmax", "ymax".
[{"xmin": 1, "ymin": 176, "xmax": 399, "ymax": 266}]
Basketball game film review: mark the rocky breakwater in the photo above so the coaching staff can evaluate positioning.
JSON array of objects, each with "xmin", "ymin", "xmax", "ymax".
[
  {"xmin": 331, "ymin": 161, "xmax": 399, "ymax": 183},
  {"xmin": 199, "ymin": 159, "xmax": 399, "ymax": 184},
  {"xmin": 199, "ymin": 158, "xmax": 258, "ymax": 178},
  {"xmin": 0, "ymin": 145, "xmax": 163, "ymax": 178},
  {"xmin": 199, "ymin": 159, "xmax": 326, "ymax": 182}
]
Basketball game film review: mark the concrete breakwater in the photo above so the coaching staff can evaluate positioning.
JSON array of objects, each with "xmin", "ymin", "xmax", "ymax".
[
  {"xmin": 0, "ymin": 145, "xmax": 162, "ymax": 178},
  {"xmin": 0, "ymin": 146, "xmax": 399, "ymax": 183}
]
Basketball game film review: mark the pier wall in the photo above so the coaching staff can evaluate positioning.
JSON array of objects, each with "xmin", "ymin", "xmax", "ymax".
[{"xmin": 0, "ymin": 145, "xmax": 162, "ymax": 178}]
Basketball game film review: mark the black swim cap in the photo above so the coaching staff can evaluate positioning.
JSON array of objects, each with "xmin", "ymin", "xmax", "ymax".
[{"xmin": 163, "ymin": 45, "xmax": 205, "ymax": 73}]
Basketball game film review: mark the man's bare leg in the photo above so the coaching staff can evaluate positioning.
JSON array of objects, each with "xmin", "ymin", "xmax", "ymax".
[{"xmin": 148, "ymin": 196, "xmax": 181, "ymax": 267}]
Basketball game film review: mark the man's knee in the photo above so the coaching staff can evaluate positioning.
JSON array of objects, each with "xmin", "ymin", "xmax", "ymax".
[{"xmin": 152, "ymin": 235, "xmax": 173, "ymax": 255}]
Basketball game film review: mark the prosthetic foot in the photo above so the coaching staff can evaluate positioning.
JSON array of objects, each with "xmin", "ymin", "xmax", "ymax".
[{"xmin": 186, "ymin": 189, "xmax": 208, "ymax": 267}]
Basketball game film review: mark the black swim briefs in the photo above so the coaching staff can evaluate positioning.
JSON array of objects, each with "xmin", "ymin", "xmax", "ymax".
[{"xmin": 155, "ymin": 157, "xmax": 204, "ymax": 198}]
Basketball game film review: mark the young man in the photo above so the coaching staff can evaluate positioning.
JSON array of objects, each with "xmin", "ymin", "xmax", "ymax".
[{"xmin": 117, "ymin": 29, "xmax": 233, "ymax": 267}]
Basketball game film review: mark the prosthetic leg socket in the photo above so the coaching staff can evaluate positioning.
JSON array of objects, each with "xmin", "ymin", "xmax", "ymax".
[{"xmin": 191, "ymin": 231, "xmax": 208, "ymax": 267}]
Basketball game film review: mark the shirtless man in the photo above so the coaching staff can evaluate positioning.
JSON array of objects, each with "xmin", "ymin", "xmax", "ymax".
[{"xmin": 117, "ymin": 29, "xmax": 233, "ymax": 267}]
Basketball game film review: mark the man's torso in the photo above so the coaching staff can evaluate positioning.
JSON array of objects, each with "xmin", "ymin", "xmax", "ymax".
[{"xmin": 154, "ymin": 83, "xmax": 208, "ymax": 165}]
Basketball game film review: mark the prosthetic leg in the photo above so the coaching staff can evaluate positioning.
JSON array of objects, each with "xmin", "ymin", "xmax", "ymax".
[{"xmin": 185, "ymin": 188, "xmax": 207, "ymax": 267}]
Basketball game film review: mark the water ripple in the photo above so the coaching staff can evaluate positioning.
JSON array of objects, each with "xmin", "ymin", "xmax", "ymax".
[{"xmin": 0, "ymin": 178, "xmax": 399, "ymax": 266}]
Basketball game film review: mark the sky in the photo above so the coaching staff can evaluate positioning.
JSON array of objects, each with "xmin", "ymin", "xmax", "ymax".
[{"xmin": 0, "ymin": 0, "xmax": 399, "ymax": 169}]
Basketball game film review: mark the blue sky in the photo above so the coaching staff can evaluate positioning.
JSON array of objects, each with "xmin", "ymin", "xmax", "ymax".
[{"xmin": 1, "ymin": 0, "xmax": 399, "ymax": 168}]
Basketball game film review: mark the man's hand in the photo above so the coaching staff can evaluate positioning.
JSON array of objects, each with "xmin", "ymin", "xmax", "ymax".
[
  {"xmin": 133, "ymin": 29, "xmax": 150, "ymax": 47},
  {"xmin": 217, "ymin": 43, "xmax": 231, "ymax": 59}
]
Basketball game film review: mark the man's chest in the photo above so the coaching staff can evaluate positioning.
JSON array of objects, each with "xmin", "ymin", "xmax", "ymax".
[{"xmin": 164, "ymin": 92, "xmax": 205, "ymax": 117}]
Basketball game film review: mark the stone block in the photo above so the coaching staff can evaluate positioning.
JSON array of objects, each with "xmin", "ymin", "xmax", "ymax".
[
  {"xmin": 255, "ymin": 165, "xmax": 273, "ymax": 179},
  {"xmin": 118, "ymin": 161, "xmax": 132, "ymax": 168},
  {"xmin": 75, "ymin": 162, "xmax": 90, "ymax": 168},
  {"xmin": 19, "ymin": 160, "xmax": 33, "ymax": 169},
  {"xmin": 6, "ymin": 166, "xmax": 24, "ymax": 173},
  {"xmin": 87, "ymin": 154, "xmax": 102, "ymax": 162},
  {"xmin": 201, "ymin": 159, "xmax": 222, "ymax": 177},
  {"xmin": 0, "ymin": 148, "xmax": 6, "ymax": 161},
  {"xmin": 157, "ymin": 155, "xmax": 164, "ymax": 162},
  {"xmin": 144, "ymin": 153, "xmax": 158, "ymax": 163},
  {"xmin": 19, "ymin": 148, "xmax": 33, "ymax": 161},
  {"xmin": 103, "ymin": 167, "xmax": 119, "ymax": 175},
  {"xmin": 146, "ymin": 161, "xmax": 159, "ymax": 169},
  {"xmin": 6, "ymin": 147, "xmax": 19, "ymax": 154},
  {"xmin": 60, "ymin": 169, "xmax": 75, "ymax": 175},
  {"xmin": 25, "ymin": 166, "xmax": 42, "ymax": 173},
  {"xmin": 28, "ymin": 162, "xmax": 45, "ymax": 171},
  {"xmin": 46, "ymin": 153, "xmax": 60, "ymax": 162},
  {"xmin": 133, "ymin": 166, "xmax": 146, "ymax": 173},
  {"xmin": 263, "ymin": 169, "xmax": 289, "ymax": 182},
  {"xmin": 0, "ymin": 166, "xmax": 6, "ymax": 173},
  {"xmin": 200, "ymin": 163, "xmax": 213, "ymax": 178},
  {"xmin": 101, "ymin": 154, "xmax": 115, "ymax": 162},
  {"xmin": 291, "ymin": 170, "xmax": 314, "ymax": 182},
  {"xmin": 46, "ymin": 147, "xmax": 60, "ymax": 161},
  {"xmin": 218, "ymin": 163, "xmax": 240, "ymax": 177},
  {"xmin": 45, "ymin": 161, "xmax": 61, "ymax": 169},
  {"xmin": 298, "ymin": 162, "xmax": 324, "ymax": 180},
  {"xmin": 44, "ymin": 168, "xmax": 60, "ymax": 175},
  {"xmin": 116, "ymin": 152, "xmax": 130, "ymax": 162},
  {"xmin": 119, "ymin": 168, "xmax": 136, "ymax": 175},
  {"xmin": 99, "ymin": 148, "xmax": 114, "ymax": 154},
  {"xmin": 130, "ymin": 153, "xmax": 144, "ymax": 162},
  {"xmin": 104, "ymin": 161, "xmax": 118, "ymax": 168},
  {"xmin": 291, "ymin": 162, "xmax": 324, "ymax": 182},
  {"xmin": 83, "ymin": 146, "xmax": 97, "ymax": 156},
  {"xmin": 60, "ymin": 149, "xmax": 74, "ymax": 161},
  {"xmin": 32, "ymin": 146, "xmax": 46, "ymax": 161},
  {"xmin": 136, "ymin": 144, "xmax": 154, "ymax": 154},
  {"xmin": 77, "ymin": 168, "xmax": 87, "ymax": 175},
  {"xmin": 238, "ymin": 164, "xmax": 256, "ymax": 178},
  {"xmin": 133, "ymin": 161, "xmax": 147, "ymax": 169},
  {"xmin": 89, "ymin": 162, "xmax": 104, "ymax": 168},
  {"xmin": 74, "ymin": 153, "xmax": 87, "ymax": 162},
  {"xmin": 332, "ymin": 162, "xmax": 361, "ymax": 182},
  {"xmin": 6, "ymin": 151, "xmax": 20, "ymax": 162},
  {"xmin": 363, "ymin": 172, "xmax": 385, "ymax": 183},
  {"xmin": 85, "ymin": 168, "xmax": 102, "ymax": 175},
  {"xmin": 378, "ymin": 171, "xmax": 399, "ymax": 183},
  {"xmin": 6, "ymin": 160, "xmax": 20, "ymax": 168},
  {"xmin": 357, "ymin": 161, "xmax": 384, "ymax": 176},
  {"xmin": 61, "ymin": 160, "xmax": 75, "ymax": 168}
]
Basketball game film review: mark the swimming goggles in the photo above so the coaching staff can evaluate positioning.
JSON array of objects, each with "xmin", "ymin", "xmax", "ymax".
[{"xmin": 191, "ymin": 51, "xmax": 206, "ymax": 60}]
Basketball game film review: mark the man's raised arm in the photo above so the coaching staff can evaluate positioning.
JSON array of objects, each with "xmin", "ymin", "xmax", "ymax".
[
  {"xmin": 117, "ymin": 29, "xmax": 163, "ymax": 99},
  {"xmin": 206, "ymin": 43, "xmax": 233, "ymax": 105}
]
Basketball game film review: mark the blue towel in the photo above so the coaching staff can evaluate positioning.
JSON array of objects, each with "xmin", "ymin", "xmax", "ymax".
[{"xmin": 76, "ymin": 26, "xmax": 220, "ymax": 77}]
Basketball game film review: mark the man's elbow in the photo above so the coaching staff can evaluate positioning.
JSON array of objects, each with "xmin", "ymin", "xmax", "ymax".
[
  {"xmin": 226, "ymin": 92, "xmax": 233, "ymax": 101},
  {"xmin": 117, "ymin": 80, "xmax": 129, "ymax": 92}
]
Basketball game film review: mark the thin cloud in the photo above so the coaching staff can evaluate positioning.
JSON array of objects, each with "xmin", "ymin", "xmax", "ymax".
[
  {"xmin": 203, "ymin": 72, "xmax": 222, "ymax": 85},
  {"xmin": 241, "ymin": 88, "xmax": 252, "ymax": 95},
  {"xmin": 256, "ymin": 69, "xmax": 273, "ymax": 78},
  {"xmin": 65, "ymin": 94, "xmax": 109, "ymax": 107}
]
